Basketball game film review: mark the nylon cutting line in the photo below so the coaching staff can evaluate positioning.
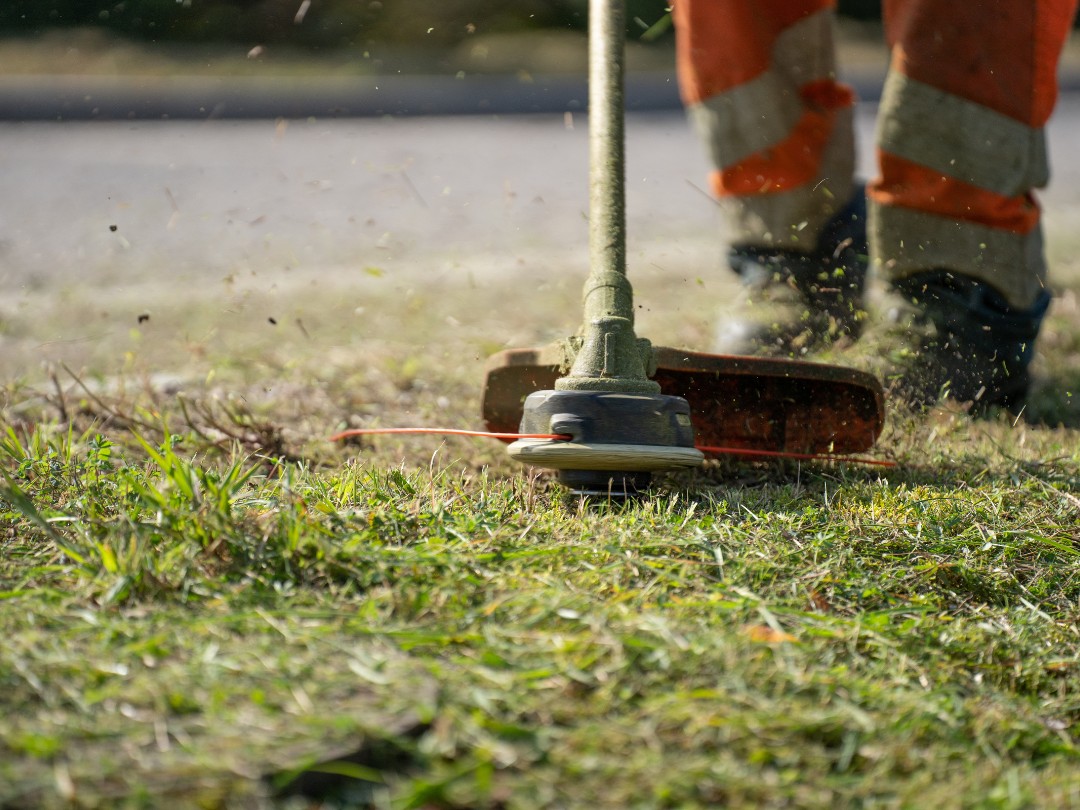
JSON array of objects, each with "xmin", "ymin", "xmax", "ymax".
[
  {"xmin": 330, "ymin": 427, "xmax": 897, "ymax": 468},
  {"xmin": 329, "ymin": 427, "xmax": 572, "ymax": 442}
]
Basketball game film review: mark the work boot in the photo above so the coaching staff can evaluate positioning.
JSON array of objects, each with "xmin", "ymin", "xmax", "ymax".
[
  {"xmin": 714, "ymin": 188, "xmax": 868, "ymax": 356},
  {"xmin": 880, "ymin": 271, "xmax": 1050, "ymax": 413}
]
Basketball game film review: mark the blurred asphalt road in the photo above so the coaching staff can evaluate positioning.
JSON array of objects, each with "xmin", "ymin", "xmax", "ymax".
[
  {"xmin": 0, "ymin": 109, "xmax": 717, "ymax": 291},
  {"xmin": 6, "ymin": 93, "xmax": 1080, "ymax": 287},
  {"xmin": 1, "ymin": 72, "xmax": 681, "ymax": 120},
  {"xmin": 7, "ymin": 64, "xmax": 1080, "ymax": 120},
  {"xmin": 4, "ymin": 83, "xmax": 1080, "ymax": 378},
  {"xmin": 0, "ymin": 69, "xmax": 884, "ymax": 121},
  {"xmin": 5, "ymin": 65, "xmax": 1080, "ymax": 121}
]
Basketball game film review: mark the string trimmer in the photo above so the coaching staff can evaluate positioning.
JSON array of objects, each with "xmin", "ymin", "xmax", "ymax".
[{"xmin": 480, "ymin": 0, "xmax": 884, "ymax": 496}]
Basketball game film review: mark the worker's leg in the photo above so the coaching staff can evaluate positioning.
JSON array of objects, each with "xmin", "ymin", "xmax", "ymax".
[
  {"xmin": 871, "ymin": 0, "xmax": 1076, "ymax": 308},
  {"xmin": 674, "ymin": 0, "xmax": 865, "ymax": 355},
  {"xmin": 675, "ymin": 0, "xmax": 855, "ymax": 249},
  {"xmin": 870, "ymin": 0, "xmax": 1078, "ymax": 407}
]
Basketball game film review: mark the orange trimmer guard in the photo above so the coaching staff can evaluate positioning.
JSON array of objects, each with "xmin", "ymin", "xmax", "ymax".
[{"xmin": 482, "ymin": 345, "xmax": 885, "ymax": 457}]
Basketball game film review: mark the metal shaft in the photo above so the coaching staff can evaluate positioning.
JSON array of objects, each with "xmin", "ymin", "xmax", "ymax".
[
  {"xmin": 556, "ymin": 0, "xmax": 658, "ymax": 394},
  {"xmin": 589, "ymin": 0, "xmax": 626, "ymax": 286}
]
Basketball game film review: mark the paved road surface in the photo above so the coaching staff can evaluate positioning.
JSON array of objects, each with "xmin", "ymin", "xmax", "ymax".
[{"xmin": 4, "ymin": 99, "xmax": 1080, "ymax": 344}]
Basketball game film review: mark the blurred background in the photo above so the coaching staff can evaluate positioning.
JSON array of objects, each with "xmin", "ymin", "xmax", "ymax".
[
  {"xmin": 0, "ymin": 0, "xmax": 882, "ymax": 45},
  {"xmin": 3, "ymin": 0, "xmax": 1080, "ymax": 424},
  {"xmin": 0, "ymin": 1, "xmax": 886, "ymax": 78}
]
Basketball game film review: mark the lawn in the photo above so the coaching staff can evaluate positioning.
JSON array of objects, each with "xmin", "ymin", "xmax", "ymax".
[{"xmin": 3, "ymin": 164, "xmax": 1080, "ymax": 809}]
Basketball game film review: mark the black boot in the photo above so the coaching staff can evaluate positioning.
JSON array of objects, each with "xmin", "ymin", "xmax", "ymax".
[{"xmin": 883, "ymin": 271, "xmax": 1049, "ymax": 412}]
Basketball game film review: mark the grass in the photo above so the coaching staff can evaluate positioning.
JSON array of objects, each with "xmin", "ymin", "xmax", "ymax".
[
  {"xmin": 3, "ymin": 332, "xmax": 1080, "ymax": 807},
  {"xmin": 4, "ymin": 221, "xmax": 1080, "ymax": 807},
  {"xmin": 3, "ymin": 414, "xmax": 1080, "ymax": 808}
]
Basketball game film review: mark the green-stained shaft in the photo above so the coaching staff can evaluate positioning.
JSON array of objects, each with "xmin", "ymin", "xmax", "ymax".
[
  {"xmin": 557, "ymin": 0, "xmax": 658, "ymax": 394},
  {"xmin": 589, "ymin": 0, "xmax": 627, "ymax": 290}
]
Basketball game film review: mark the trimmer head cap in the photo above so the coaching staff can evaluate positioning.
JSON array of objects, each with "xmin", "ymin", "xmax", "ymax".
[{"xmin": 509, "ymin": 388, "xmax": 704, "ymax": 496}]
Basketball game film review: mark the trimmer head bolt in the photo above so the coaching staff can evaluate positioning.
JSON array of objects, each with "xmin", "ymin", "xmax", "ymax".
[{"xmin": 550, "ymin": 414, "xmax": 587, "ymax": 442}]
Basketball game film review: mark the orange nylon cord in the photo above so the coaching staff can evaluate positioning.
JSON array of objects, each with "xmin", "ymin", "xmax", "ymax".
[
  {"xmin": 329, "ymin": 427, "xmax": 572, "ymax": 443},
  {"xmin": 329, "ymin": 428, "xmax": 895, "ymax": 468}
]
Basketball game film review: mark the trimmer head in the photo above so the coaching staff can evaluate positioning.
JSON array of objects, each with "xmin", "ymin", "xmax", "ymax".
[
  {"xmin": 483, "ymin": 344, "xmax": 885, "ymax": 458},
  {"xmin": 509, "ymin": 387, "xmax": 704, "ymax": 496},
  {"xmin": 487, "ymin": 1, "xmax": 884, "ymax": 494}
]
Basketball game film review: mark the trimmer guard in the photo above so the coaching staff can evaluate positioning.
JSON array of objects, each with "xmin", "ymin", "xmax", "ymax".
[{"xmin": 482, "ymin": 345, "xmax": 885, "ymax": 456}]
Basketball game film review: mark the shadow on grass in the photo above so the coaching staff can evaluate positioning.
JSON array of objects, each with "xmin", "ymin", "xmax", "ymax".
[{"xmin": 270, "ymin": 725, "xmax": 425, "ymax": 805}]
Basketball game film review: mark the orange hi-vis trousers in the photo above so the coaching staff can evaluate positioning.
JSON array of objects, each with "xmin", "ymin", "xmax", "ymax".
[{"xmin": 673, "ymin": 0, "xmax": 1078, "ymax": 309}]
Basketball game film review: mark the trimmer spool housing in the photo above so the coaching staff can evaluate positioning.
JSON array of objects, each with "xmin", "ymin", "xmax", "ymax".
[{"xmin": 510, "ymin": 388, "xmax": 703, "ymax": 496}]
